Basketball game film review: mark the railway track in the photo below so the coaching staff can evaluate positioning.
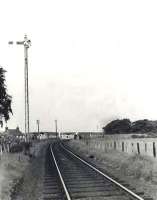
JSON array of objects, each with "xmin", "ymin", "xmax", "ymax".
[{"xmin": 42, "ymin": 141, "xmax": 153, "ymax": 200}]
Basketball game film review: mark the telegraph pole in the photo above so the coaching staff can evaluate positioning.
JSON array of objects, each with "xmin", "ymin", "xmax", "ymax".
[
  {"xmin": 55, "ymin": 120, "xmax": 58, "ymax": 138},
  {"xmin": 36, "ymin": 120, "xmax": 40, "ymax": 133},
  {"xmin": 9, "ymin": 35, "xmax": 31, "ymax": 140}
]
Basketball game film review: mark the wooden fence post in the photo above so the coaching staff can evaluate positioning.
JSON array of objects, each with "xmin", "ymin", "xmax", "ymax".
[
  {"xmin": 137, "ymin": 143, "xmax": 140, "ymax": 154},
  {"xmin": 122, "ymin": 142, "xmax": 124, "ymax": 152},
  {"xmin": 145, "ymin": 143, "xmax": 147, "ymax": 153},
  {"xmin": 153, "ymin": 142, "xmax": 156, "ymax": 158},
  {"xmin": 131, "ymin": 143, "xmax": 134, "ymax": 153},
  {"xmin": 114, "ymin": 141, "xmax": 116, "ymax": 150}
]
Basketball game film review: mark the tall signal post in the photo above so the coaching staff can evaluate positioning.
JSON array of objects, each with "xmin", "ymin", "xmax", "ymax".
[{"xmin": 9, "ymin": 35, "xmax": 31, "ymax": 140}]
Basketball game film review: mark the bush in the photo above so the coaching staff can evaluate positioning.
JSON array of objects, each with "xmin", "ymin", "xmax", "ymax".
[
  {"xmin": 10, "ymin": 142, "xmax": 32, "ymax": 154},
  {"xmin": 10, "ymin": 144, "xmax": 23, "ymax": 153}
]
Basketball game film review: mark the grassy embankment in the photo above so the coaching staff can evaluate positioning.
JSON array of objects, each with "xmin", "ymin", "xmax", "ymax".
[
  {"xmin": 67, "ymin": 139, "xmax": 157, "ymax": 200},
  {"xmin": 0, "ymin": 140, "xmax": 47, "ymax": 200}
]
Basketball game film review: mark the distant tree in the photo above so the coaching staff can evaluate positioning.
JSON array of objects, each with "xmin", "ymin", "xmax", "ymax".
[
  {"xmin": 103, "ymin": 119, "xmax": 131, "ymax": 134},
  {"xmin": 131, "ymin": 119, "xmax": 154, "ymax": 133},
  {"xmin": 0, "ymin": 67, "xmax": 12, "ymax": 127}
]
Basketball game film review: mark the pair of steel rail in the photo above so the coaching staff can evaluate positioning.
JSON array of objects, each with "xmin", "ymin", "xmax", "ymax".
[{"xmin": 50, "ymin": 142, "xmax": 150, "ymax": 200}]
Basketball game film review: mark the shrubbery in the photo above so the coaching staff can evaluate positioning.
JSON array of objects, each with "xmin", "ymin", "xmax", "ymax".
[
  {"xmin": 9, "ymin": 142, "xmax": 32, "ymax": 154},
  {"xmin": 10, "ymin": 144, "xmax": 23, "ymax": 153}
]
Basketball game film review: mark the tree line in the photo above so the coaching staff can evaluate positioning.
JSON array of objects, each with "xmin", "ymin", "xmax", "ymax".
[
  {"xmin": 102, "ymin": 119, "xmax": 157, "ymax": 134},
  {"xmin": 0, "ymin": 67, "xmax": 12, "ymax": 127}
]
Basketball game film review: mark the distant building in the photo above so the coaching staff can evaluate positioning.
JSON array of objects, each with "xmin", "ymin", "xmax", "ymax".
[
  {"xmin": 44, "ymin": 132, "xmax": 57, "ymax": 138},
  {"xmin": 3, "ymin": 126, "xmax": 24, "ymax": 138},
  {"xmin": 60, "ymin": 132, "xmax": 75, "ymax": 140},
  {"xmin": 30, "ymin": 132, "xmax": 57, "ymax": 140}
]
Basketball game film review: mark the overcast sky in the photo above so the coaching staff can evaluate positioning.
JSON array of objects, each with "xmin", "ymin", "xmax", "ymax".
[{"xmin": 0, "ymin": 0, "xmax": 157, "ymax": 132}]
